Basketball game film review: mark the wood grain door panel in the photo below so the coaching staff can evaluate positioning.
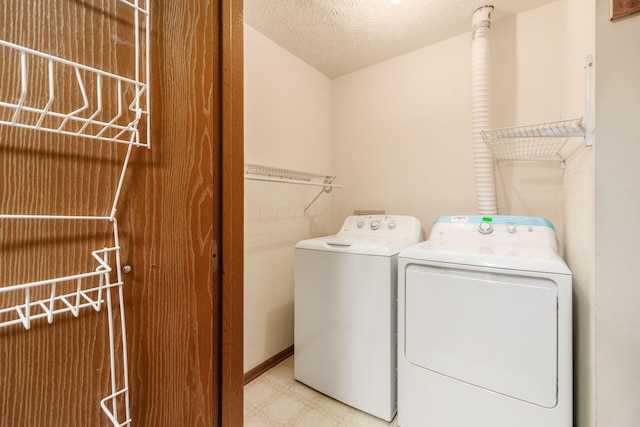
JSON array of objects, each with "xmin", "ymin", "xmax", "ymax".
[{"xmin": 0, "ymin": 1, "xmax": 243, "ymax": 425}]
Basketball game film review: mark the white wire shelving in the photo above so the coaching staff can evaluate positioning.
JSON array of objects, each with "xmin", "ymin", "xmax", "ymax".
[
  {"xmin": 481, "ymin": 118, "xmax": 585, "ymax": 163},
  {"xmin": 0, "ymin": 1, "xmax": 150, "ymax": 426},
  {"xmin": 0, "ymin": 218, "xmax": 131, "ymax": 426},
  {"xmin": 0, "ymin": 0, "xmax": 150, "ymax": 149},
  {"xmin": 0, "ymin": 246, "xmax": 117, "ymax": 330},
  {"xmin": 244, "ymin": 163, "xmax": 343, "ymax": 212},
  {"xmin": 0, "ymin": 40, "xmax": 147, "ymax": 147},
  {"xmin": 481, "ymin": 55, "xmax": 594, "ymax": 166}
]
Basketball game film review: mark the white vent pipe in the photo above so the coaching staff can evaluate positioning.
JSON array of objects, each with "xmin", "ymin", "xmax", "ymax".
[{"xmin": 471, "ymin": 5, "xmax": 497, "ymax": 215}]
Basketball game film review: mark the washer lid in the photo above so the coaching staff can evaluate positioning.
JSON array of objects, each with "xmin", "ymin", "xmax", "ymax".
[{"xmin": 295, "ymin": 235, "xmax": 416, "ymax": 256}]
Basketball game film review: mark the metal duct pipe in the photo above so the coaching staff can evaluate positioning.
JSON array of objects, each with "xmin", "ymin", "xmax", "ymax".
[{"xmin": 471, "ymin": 5, "xmax": 497, "ymax": 215}]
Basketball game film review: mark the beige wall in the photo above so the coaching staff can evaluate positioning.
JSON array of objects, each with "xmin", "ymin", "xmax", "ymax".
[
  {"xmin": 594, "ymin": 1, "xmax": 640, "ymax": 425},
  {"xmin": 332, "ymin": 31, "xmax": 475, "ymax": 235},
  {"xmin": 244, "ymin": 24, "xmax": 334, "ymax": 372},
  {"xmin": 332, "ymin": 3, "xmax": 566, "ymax": 235}
]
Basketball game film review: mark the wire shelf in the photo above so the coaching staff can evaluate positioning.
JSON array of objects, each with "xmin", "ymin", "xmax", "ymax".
[
  {"xmin": 244, "ymin": 163, "xmax": 342, "ymax": 188},
  {"xmin": 244, "ymin": 163, "xmax": 342, "ymax": 212},
  {"xmin": 482, "ymin": 118, "xmax": 585, "ymax": 162},
  {"xmin": 0, "ymin": 247, "xmax": 118, "ymax": 330},
  {"xmin": 0, "ymin": 218, "xmax": 131, "ymax": 426},
  {"xmin": 0, "ymin": 1, "xmax": 145, "ymax": 424},
  {"xmin": 0, "ymin": 1, "xmax": 150, "ymax": 148}
]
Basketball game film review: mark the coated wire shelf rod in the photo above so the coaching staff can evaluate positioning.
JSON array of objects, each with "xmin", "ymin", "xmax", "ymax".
[
  {"xmin": 244, "ymin": 163, "xmax": 342, "ymax": 189},
  {"xmin": 481, "ymin": 118, "xmax": 585, "ymax": 163},
  {"xmin": 244, "ymin": 163, "xmax": 342, "ymax": 213}
]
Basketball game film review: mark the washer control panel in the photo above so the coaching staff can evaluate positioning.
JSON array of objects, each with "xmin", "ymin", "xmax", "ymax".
[
  {"xmin": 352, "ymin": 216, "xmax": 398, "ymax": 231},
  {"xmin": 340, "ymin": 215, "xmax": 421, "ymax": 240}
]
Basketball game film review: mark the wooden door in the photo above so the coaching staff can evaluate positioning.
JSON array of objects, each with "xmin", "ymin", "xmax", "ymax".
[{"xmin": 0, "ymin": 0, "xmax": 243, "ymax": 425}]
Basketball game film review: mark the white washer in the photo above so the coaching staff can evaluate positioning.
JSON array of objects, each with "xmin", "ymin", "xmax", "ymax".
[
  {"xmin": 295, "ymin": 215, "xmax": 422, "ymax": 422},
  {"xmin": 397, "ymin": 215, "xmax": 572, "ymax": 427}
]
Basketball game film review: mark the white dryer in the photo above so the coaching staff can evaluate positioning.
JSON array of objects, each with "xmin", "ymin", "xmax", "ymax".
[
  {"xmin": 397, "ymin": 215, "xmax": 572, "ymax": 427},
  {"xmin": 295, "ymin": 215, "xmax": 421, "ymax": 422}
]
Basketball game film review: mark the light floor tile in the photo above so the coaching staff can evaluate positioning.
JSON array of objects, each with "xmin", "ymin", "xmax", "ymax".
[{"xmin": 244, "ymin": 356, "xmax": 398, "ymax": 426}]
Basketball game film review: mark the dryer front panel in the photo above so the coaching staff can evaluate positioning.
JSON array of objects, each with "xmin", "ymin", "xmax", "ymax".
[{"xmin": 404, "ymin": 264, "xmax": 558, "ymax": 408}]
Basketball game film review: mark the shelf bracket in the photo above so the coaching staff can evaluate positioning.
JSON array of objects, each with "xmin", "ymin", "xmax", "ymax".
[
  {"xmin": 304, "ymin": 176, "xmax": 335, "ymax": 214},
  {"xmin": 585, "ymin": 54, "xmax": 594, "ymax": 147}
]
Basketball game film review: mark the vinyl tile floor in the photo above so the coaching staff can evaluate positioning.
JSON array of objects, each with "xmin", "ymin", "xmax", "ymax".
[{"xmin": 244, "ymin": 356, "xmax": 398, "ymax": 426}]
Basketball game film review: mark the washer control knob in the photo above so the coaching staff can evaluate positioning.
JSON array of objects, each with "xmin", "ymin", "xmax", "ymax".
[
  {"xmin": 478, "ymin": 222, "xmax": 494, "ymax": 235},
  {"xmin": 388, "ymin": 221, "xmax": 396, "ymax": 230},
  {"xmin": 371, "ymin": 220, "xmax": 381, "ymax": 230},
  {"xmin": 357, "ymin": 220, "xmax": 365, "ymax": 229},
  {"xmin": 506, "ymin": 223, "xmax": 517, "ymax": 234}
]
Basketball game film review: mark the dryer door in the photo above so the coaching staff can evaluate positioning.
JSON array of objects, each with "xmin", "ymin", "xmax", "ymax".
[{"xmin": 404, "ymin": 264, "xmax": 558, "ymax": 408}]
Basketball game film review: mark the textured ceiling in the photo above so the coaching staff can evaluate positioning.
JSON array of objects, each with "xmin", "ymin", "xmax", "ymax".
[{"xmin": 244, "ymin": 0, "xmax": 556, "ymax": 78}]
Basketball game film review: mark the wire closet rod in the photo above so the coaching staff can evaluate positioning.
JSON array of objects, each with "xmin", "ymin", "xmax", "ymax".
[{"xmin": 244, "ymin": 163, "xmax": 343, "ymax": 189}]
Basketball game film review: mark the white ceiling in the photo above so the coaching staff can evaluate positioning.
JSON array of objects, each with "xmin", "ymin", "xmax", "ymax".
[{"xmin": 244, "ymin": 0, "xmax": 557, "ymax": 78}]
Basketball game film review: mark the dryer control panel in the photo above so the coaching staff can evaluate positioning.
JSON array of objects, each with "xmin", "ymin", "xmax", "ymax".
[
  {"xmin": 459, "ymin": 216, "xmax": 547, "ymax": 237},
  {"xmin": 426, "ymin": 215, "xmax": 561, "ymax": 261},
  {"xmin": 339, "ymin": 215, "xmax": 422, "ymax": 241},
  {"xmin": 433, "ymin": 215, "xmax": 556, "ymax": 240}
]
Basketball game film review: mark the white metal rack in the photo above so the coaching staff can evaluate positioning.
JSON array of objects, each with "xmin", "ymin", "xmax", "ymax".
[
  {"xmin": 244, "ymin": 163, "xmax": 342, "ymax": 212},
  {"xmin": 0, "ymin": 243, "xmax": 117, "ymax": 330},
  {"xmin": 0, "ymin": 1, "xmax": 150, "ymax": 426},
  {"xmin": 0, "ymin": 39, "xmax": 149, "ymax": 147},
  {"xmin": 481, "ymin": 118, "xmax": 585, "ymax": 163},
  {"xmin": 481, "ymin": 55, "xmax": 594, "ymax": 165}
]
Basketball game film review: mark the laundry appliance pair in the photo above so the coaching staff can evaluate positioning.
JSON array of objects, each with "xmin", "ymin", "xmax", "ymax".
[{"xmin": 295, "ymin": 214, "xmax": 572, "ymax": 427}]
